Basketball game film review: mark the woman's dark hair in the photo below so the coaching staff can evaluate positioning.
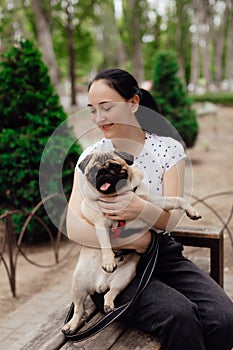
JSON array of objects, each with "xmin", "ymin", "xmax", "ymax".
[{"xmin": 88, "ymin": 68, "xmax": 182, "ymax": 144}]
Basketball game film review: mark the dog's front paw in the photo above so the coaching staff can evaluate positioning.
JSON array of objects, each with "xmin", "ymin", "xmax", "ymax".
[
  {"xmin": 62, "ymin": 315, "xmax": 85, "ymax": 335},
  {"xmin": 102, "ymin": 260, "xmax": 117, "ymax": 273},
  {"xmin": 102, "ymin": 250, "xmax": 117, "ymax": 273},
  {"xmin": 104, "ymin": 304, "xmax": 115, "ymax": 314},
  {"xmin": 186, "ymin": 206, "xmax": 202, "ymax": 220},
  {"xmin": 62, "ymin": 322, "xmax": 77, "ymax": 335}
]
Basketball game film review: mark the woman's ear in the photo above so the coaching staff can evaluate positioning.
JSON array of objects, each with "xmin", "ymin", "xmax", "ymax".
[{"xmin": 129, "ymin": 94, "xmax": 140, "ymax": 113}]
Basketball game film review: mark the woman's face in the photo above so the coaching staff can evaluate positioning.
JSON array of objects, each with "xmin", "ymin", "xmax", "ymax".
[{"xmin": 87, "ymin": 79, "xmax": 139, "ymax": 139}]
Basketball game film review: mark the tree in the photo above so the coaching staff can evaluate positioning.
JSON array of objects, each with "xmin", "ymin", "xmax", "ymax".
[
  {"xmin": 94, "ymin": 0, "xmax": 123, "ymax": 70},
  {"xmin": 142, "ymin": 9, "xmax": 162, "ymax": 80},
  {"xmin": 48, "ymin": 0, "xmax": 100, "ymax": 105},
  {"xmin": 0, "ymin": 0, "xmax": 32, "ymax": 50},
  {"xmin": 0, "ymin": 0, "xmax": 99, "ymax": 105},
  {"xmin": 31, "ymin": 0, "xmax": 60, "ymax": 87},
  {"xmin": 0, "ymin": 40, "xmax": 82, "ymax": 241},
  {"xmin": 1, "ymin": 0, "xmax": 233, "ymax": 95},
  {"xmin": 189, "ymin": 0, "xmax": 202, "ymax": 89},
  {"xmin": 174, "ymin": 0, "xmax": 192, "ymax": 83},
  {"xmin": 211, "ymin": 1, "xmax": 228, "ymax": 88},
  {"xmin": 152, "ymin": 51, "xmax": 199, "ymax": 148},
  {"xmin": 200, "ymin": 0, "xmax": 212, "ymax": 89},
  {"xmin": 226, "ymin": 0, "xmax": 233, "ymax": 90},
  {"xmin": 120, "ymin": 0, "xmax": 150, "ymax": 82},
  {"xmin": 187, "ymin": 0, "xmax": 229, "ymax": 91}
]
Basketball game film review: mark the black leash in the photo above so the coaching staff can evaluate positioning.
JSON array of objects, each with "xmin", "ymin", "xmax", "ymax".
[{"xmin": 63, "ymin": 232, "xmax": 159, "ymax": 342}]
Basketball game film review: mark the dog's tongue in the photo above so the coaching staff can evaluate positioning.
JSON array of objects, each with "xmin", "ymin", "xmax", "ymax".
[{"xmin": 100, "ymin": 182, "xmax": 111, "ymax": 191}]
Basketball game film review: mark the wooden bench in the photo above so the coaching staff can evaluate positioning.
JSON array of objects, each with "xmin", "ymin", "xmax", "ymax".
[
  {"xmin": 17, "ymin": 301, "xmax": 161, "ymax": 350},
  {"xmin": 19, "ymin": 226, "xmax": 223, "ymax": 350},
  {"xmin": 173, "ymin": 226, "xmax": 224, "ymax": 287}
]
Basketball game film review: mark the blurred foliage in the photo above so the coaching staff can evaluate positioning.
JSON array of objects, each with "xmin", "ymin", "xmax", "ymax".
[
  {"xmin": 152, "ymin": 51, "xmax": 199, "ymax": 148},
  {"xmin": 0, "ymin": 39, "xmax": 82, "ymax": 242},
  {"xmin": 0, "ymin": 0, "xmax": 232, "ymax": 91},
  {"xmin": 191, "ymin": 92, "xmax": 233, "ymax": 105},
  {"xmin": 0, "ymin": 0, "xmax": 99, "ymax": 79}
]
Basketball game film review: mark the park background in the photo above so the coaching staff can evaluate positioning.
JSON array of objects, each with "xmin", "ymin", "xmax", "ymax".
[
  {"xmin": 0, "ymin": 0, "xmax": 233, "ymax": 348},
  {"xmin": 1, "ymin": 0, "xmax": 233, "ymax": 100}
]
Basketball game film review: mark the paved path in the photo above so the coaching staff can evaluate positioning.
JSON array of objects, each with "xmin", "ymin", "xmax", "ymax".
[
  {"xmin": 0, "ymin": 269, "xmax": 73, "ymax": 350},
  {"xmin": 0, "ymin": 272, "xmax": 233, "ymax": 350}
]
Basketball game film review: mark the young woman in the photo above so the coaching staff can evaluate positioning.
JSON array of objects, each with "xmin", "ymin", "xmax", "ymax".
[{"xmin": 66, "ymin": 69, "xmax": 233, "ymax": 350}]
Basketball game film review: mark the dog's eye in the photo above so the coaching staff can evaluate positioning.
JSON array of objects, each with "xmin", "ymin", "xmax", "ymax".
[
  {"xmin": 90, "ymin": 165, "xmax": 101, "ymax": 176},
  {"xmin": 97, "ymin": 168, "xmax": 106, "ymax": 176},
  {"xmin": 108, "ymin": 163, "xmax": 122, "ymax": 172}
]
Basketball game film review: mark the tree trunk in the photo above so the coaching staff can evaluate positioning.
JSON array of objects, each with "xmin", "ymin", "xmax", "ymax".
[
  {"xmin": 129, "ymin": 0, "xmax": 144, "ymax": 83},
  {"xmin": 212, "ymin": 5, "xmax": 228, "ymax": 89},
  {"xmin": 118, "ymin": 40, "xmax": 127, "ymax": 69},
  {"xmin": 97, "ymin": 0, "xmax": 123, "ymax": 69},
  {"xmin": 190, "ymin": 0, "xmax": 201, "ymax": 91},
  {"xmin": 113, "ymin": 0, "xmax": 127, "ymax": 69},
  {"xmin": 133, "ymin": 38, "xmax": 144, "ymax": 84},
  {"xmin": 226, "ymin": 0, "xmax": 233, "ymax": 91},
  {"xmin": 202, "ymin": 29, "xmax": 212, "ymax": 89},
  {"xmin": 65, "ymin": 3, "xmax": 77, "ymax": 106},
  {"xmin": 175, "ymin": 0, "xmax": 187, "ymax": 84},
  {"xmin": 32, "ymin": 0, "xmax": 60, "ymax": 87},
  {"xmin": 201, "ymin": 1, "xmax": 212, "ymax": 89}
]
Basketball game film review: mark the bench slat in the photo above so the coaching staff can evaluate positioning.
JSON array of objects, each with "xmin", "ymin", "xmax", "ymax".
[
  {"xmin": 173, "ymin": 226, "xmax": 223, "ymax": 239},
  {"xmin": 110, "ymin": 327, "xmax": 160, "ymax": 350},
  {"xmin": 19, "ymin": 308, "xmax": 68, "ymax": 350},
  {"xmin": 61, "ymin": 313, "xmax": 127, "ymax": 349},
  {"xmin": 18, "ymin": 298, "xmax": 96, "ymax": 350}
]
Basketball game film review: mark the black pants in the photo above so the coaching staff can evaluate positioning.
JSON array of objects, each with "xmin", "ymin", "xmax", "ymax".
[{"xmin": 92, "ymin": 233, "xmax": 233, "ymax": 350}]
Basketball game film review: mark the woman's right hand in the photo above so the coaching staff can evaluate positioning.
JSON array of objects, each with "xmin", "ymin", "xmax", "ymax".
[{"xmin": 67, "ymin": 172, "xmax": 153, "ymax": 252}]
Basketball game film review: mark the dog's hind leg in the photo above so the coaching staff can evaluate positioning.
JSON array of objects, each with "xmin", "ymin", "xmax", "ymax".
[
  {"xmin": 104, "ymin": 287, "xmax": 122, "ymax": 314},
  {"xmin": 62, "ymin": 251, "xmax": 91, "ymax": 335},
  {"xmin": 62, "ymin": 293, "xmax": 88, "ymax": 334}
]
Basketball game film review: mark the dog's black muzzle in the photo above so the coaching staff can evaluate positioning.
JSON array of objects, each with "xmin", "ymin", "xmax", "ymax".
[{"xmin": 94, "ymin": 168, "xmax": 128, "ymax": 194}]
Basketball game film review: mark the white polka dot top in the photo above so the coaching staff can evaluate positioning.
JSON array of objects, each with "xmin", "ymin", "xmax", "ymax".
[{"xmin": 75, "ymin": 132, "xmax": 187, "ymax": 196}]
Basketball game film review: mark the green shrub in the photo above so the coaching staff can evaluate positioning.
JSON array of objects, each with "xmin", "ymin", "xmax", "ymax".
[
  {"xmin": 0, "ymin": 40, "xmax": 82, "ymax": 242},
  {"xmin": 152, "ymin": 51, "xmax": 199, "ymax": 148},
  {"xmin": 191, "ymin": 92, "xmax": 233, "ymax": 105}
]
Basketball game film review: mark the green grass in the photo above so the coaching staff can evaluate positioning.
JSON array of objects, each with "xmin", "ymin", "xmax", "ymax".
[{"xmin": 190, "ymin": 92, "xmax": 233, "ymax": 105}]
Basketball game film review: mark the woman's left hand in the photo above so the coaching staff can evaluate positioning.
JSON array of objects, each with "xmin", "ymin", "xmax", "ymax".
[{"xmin": 98, "ymin": 191, "xmax": 145, "ymax": 221}]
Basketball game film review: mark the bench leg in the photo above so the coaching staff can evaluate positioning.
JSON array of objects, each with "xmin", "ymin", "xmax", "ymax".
[{"xmin": 210, "ymin": 238, "xmax": 224, "ymax": 288}]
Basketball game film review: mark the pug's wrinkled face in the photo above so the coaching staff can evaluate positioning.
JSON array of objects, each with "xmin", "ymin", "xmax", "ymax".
[{"xmin": 79, "ymin": 151, "xmax": 134, "ymax": 194}]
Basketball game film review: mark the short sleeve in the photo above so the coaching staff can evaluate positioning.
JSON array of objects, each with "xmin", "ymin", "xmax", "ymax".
[
  {"xmin": 164, "ymin": 138, "xmax": 187, "ymax": 171},
  {"xmin": 75, "ymin": 146, "xmax": 94, "ymax": 172}
]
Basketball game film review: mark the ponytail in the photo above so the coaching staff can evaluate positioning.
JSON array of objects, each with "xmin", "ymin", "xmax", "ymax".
[
  {"xmin": 135, "ymin": 88, "xmax": 182, "ymax": 144},
  {"xmin": 138, "ymin": 88, "xmax": 160, "ymax": 113}
]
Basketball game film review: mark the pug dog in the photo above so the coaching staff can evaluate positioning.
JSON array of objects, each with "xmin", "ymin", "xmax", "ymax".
[
  {"xmin": 62, "ymin": 150, "xmax": 201, "ymax": 335},
  {"xmin": 78, "ymin": 150, "xmax": 201, "ymax": 272}
]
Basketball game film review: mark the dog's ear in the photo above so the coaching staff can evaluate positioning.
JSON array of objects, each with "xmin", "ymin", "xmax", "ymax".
[
  {"xmin": 114, "ymin": 150, "xmax": 134, "ymax": 165},
  {"xmin": 78, "ymin": 154, "xmax": 93, "ymax": 174}
]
